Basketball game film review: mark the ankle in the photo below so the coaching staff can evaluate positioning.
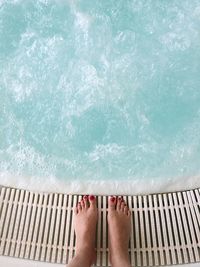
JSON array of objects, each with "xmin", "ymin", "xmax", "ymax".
[
  {"xmin": 76, "ymin": 245, "xmax": 93, "ymax": 256},
  {"xmin": 76, "ymin": 238, "xmax": 94, "ymax": 254},
  {"xmin": 74, "ymin": 249, "xmax": 92, "ymax": 266},
  {"xmin": 110, "ymin": 251, "xmax": 131, "ymax": 267},
  {"xmin": 111, "ymin": 258, "xmax": 131, "ymax": 267}
]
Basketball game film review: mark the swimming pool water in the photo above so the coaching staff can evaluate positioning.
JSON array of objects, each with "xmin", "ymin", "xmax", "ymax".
[{"xmin": 0, "ymin": 0, "xmax": 200, "ymax": 194}]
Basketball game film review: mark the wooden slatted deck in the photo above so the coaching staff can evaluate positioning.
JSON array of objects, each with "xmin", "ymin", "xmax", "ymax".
[{"xmin": 0, "ymin": 186, "xmax": 200, "ymax": 266}]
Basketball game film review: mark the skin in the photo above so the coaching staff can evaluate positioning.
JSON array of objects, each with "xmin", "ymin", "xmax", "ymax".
[{"xmin": 67, "ymin": 195, "xmax": 131, "ymax": 267}]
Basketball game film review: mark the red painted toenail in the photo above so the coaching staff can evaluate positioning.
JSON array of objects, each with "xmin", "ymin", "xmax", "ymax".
[
  {"xmin": 89, "ymin": 195, "xmax": 95, "ymax": 201},
  {"xmin": 84, "ymin": 195, "xmax": 88, "ymax": 199},
  {"xmin": 110, "ymin": 197, "xmax": 115, "ymax": 202}
]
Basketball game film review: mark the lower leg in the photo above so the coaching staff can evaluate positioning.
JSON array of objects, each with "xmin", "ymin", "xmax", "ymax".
[
  {"xmin": 108, "ymin": 196, "xmax": 131, "ymax": 267},
  {"xmin": 67, "ymin": 195, "xmax": 98, "ymax": 267}
]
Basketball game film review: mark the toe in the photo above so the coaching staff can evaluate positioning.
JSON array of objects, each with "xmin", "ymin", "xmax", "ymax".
[
  {"xmin": 77, "ymin": 202, "xmax": 82, "ymax": 212},
  {"xmin": 124, "ymin": 206, "xmax": 129, "ymax": 215},
  {"xmin": 120, "ymin": 201, "xmax": 125, "ymax": 211},
  {"xmin": 108, "ymin": 196, "xmax": 116, "ymax": 211},
  {"xmin": 117, "ymin": 197, "xmax": 122, "ymax": 211},
  {"xmin": 83, "ymin": 195, "xmax": 89, "ymax": 208},
  {"xmin": 89, "ymin": 195, "xmax": 96, "ymax": 208},
  {"xmin": 81, "ymin": 199, "xmax": 85, "ymax": 209}
]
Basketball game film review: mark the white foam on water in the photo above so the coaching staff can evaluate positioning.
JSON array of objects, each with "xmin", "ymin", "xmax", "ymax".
[{"xmin": 1, "ymin": 171, "xmax": 200, "ymax": 195}]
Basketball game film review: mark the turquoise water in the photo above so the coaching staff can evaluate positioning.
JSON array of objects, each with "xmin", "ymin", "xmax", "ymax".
[{"xmin": 0, "ymin": 0, "xmax": 200, "ymax": 188}]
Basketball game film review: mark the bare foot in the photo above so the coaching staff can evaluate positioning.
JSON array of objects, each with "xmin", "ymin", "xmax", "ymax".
[
  {"xmin": 73, "ymin": 195, "xmax": 98, "ymax": 266},
  {"xmin": 108, "ymin": 196, "xmax": 131, "ymax": 267}
]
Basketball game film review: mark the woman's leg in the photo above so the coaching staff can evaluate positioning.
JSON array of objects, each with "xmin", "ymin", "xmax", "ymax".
[
  {"xmin": 108, "ymin": 196, "xmax": 131, "ymax": 267},
  {"xmin": 67, "ymin": 195, "xmax": 98, "ymax": 267}
]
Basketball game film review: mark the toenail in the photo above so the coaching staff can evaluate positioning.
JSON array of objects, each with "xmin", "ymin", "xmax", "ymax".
[
  {"xmin": 84, "ymin": 195, "xmax": 88, "ymax": 199},
  {"xmin": 89, "ymin": 195, "xmax": 95, "ymax": 201},
  {"xmin": 110, "ymin": 196, "xmax": 115, "ymax": 202}
]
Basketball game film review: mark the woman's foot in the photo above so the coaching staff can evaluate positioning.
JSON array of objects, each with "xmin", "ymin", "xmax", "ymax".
[
  {"xmin": 108, "ymin": 196, "xmax": 131, "ymax": 267},
  {"xmin": 73, "ymin": 195, "xmax": 98, "ymax": 266}
]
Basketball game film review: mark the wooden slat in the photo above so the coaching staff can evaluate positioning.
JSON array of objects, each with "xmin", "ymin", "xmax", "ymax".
[
  {"xmin": 96, "ymin": 195, "xmax": 102, "ymax": 266},
  {"xmin": 57, "ymin": 194, "xmax": 67, "ymax": 263},
  {"xmin": 24, "ymin": 192, "xmax": 38, "ymax": 259},
  {"xmin": 63, "ymin": 194, "xmax": 72, "ymax": 263},
  {"xmin": 158, "ymin": 194, "xmax": 170, "ymax": 265},
  {"xmin": 128, "ymin": 196, "xmax": 135, "ymax": 266},
  {"xmin": 0, "ymin": 188, "xmax": 15, "ymax": 255},
  {"xmin": 138, "ymin": 196, "xmax": 147, "ymax": 266},
  {"xmin": 15, "ymin": 191, "xmax": 29, "ymax": 257},
  {"xmin": 162, "ymin": 193, "xmax": 176, "ymax": 264},
  {"xmin": 168, "ymin": 193, "xmax": 180, "ymax": 265},
  {"xmin": 10, "ymin": 190, "xmax": 25, "ymax": 257},
  {"xmin": 189, "ymin": 190, "xmax": 200, "ymax": 248},
  {"xmin": 35, "ymin": 193, "xmax": 48, "ymax": 261},
  {"xmin": 186, "ymin": 191, "xmax": 200, "ymax": 262},
  {"xmin": 133, "ymin": 195, "xmax": 141, "ymax": 266},
  {"xmin": 178, "ymin": 192, "xmax": 190, "ymax": 263},
  {"xmin": 30, "ymin": 193, "xmax": 44, "ymax": 260},
  {"xmin": 172, "ymin": 193, "xmax": 183, "ymax": 264},
  {"xmin": 0, "ymin": 187, "xmax": 6, "ymax": 220},
  {"xmin": 0, "ymin": 187, "xmax": 11, "ymax": 252},
  {"xmin": 51, "ymin": 194, "xmax": 63, "ymax": 263},
  {"xmin": 102, "ymin": 196, "xmax": 107, "ymax": 266},
  {"xmin": 143, "ymin": 195, "xmax": 153, "ymax": 266},
  {"xmin": 46, "ymin": 193, "xmax": 58, "ymax": 262},
  {"xmin": 4, "ymin": 189, "xmax": 20, "ymax": 256},
  {"xmin": 149, "ymin": 194, "xmax": 159, "ymax": 266},
  {"xmin": 19, "ymin": 192, "xmax": 34, "ymax": 258},
  {"xmin": 154, "ymin": 194, "xmax": 164, "ymax": 265},
  {"xmin": 40, "ymin": 193, "xmax": 53, "ymax": 261},
  {"xmin": 182, "ymin": 192, "xmax": 195, "ymax": 262}
]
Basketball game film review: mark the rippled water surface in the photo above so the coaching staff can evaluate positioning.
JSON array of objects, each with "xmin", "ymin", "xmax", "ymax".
[{"xmin": 0, "ymin": 0, "xmax": 200, "ymax": 191}]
